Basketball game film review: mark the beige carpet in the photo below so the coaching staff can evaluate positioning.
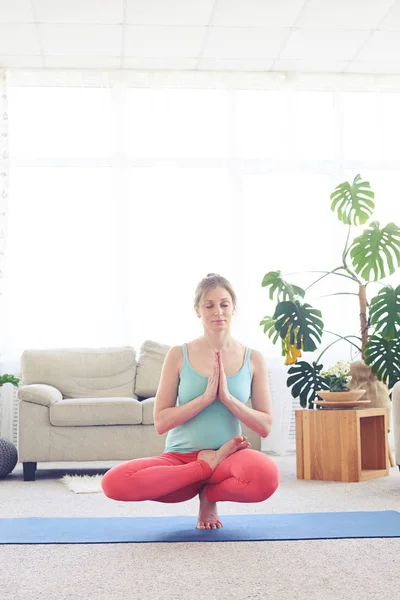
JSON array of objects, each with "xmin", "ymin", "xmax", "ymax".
[{"xmin": 1, "ymin": 454, "xmax": 400, "ymax": 600}]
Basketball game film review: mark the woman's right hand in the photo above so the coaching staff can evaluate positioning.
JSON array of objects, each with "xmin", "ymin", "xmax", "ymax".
[{"xmin": 203, "ymin": 352, "xmax": 220, "ymax": 405}]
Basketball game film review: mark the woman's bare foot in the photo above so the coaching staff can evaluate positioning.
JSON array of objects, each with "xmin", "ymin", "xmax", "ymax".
[
  {"xmin": 197, "ymin": 487, "xmax": 223, "ymax": 530},
  {"xmin": 197, "ymin": 435, "xmax": 250, "ymax": 472},
  {"xmin": 196, "ymin": 435, "xmax": 250, "ymax": 530}
]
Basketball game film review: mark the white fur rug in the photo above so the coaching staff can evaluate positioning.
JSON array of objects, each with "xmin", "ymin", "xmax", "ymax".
[{"xmin": 61, "ymin": 474, "xmax": 103, "ymax": 494}]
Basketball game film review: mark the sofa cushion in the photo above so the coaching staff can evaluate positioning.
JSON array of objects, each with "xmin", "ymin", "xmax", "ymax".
[
  {"xmin": 135, "ymin": 340, "xmax": 170, "ymax": 398},
  {"xmin": 20, "ymin": 347, "xmax": 137, "ymax": 399},
  {"xmin": 49, "ymin": 397, "xmax": 142, "ymax": 427},
  {"xmin": 141, "ymin": 397, "xmax": 155, "ymax": 425}
]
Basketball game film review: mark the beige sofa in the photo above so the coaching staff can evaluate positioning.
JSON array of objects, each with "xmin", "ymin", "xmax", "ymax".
[
  {"xmin": 392, "ymin": 381, "xmax": 400, "ymax": 469},
  {"xmin": 17, "ymin": 342, "xmax": 261, "ymax": 481}
]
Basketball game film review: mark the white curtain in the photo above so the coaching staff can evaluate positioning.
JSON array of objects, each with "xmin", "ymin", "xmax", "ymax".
[
  {"xmin": 0, "ymin": 69, "xmax": 12, "ymax": 438},
  {"xmin": 0, "ymin": 69, "xmax": 7, "ymax": 360},
  {"xmin": 2, "ymin": 69, "xmax": 400, "ymax": 448}
]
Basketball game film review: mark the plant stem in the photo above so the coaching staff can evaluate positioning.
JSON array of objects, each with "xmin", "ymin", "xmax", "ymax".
[
  {"xmin": 342, "ymin": 223, "xmax": 352, "ymax": 262},
  {"xmin": 286, "ymin": 270, "xmax": 342, "ymax": 275},
  {"xmin": 359, "ymin": 284, "xmax": 368, "ymax": 359},
  {"xmin": 341, "ymin": 225, "xmax": 362, "ymax": 283},
  {"xmin": 366, "ymin": 280, "xmax": 386, "ymax": 288},
  {"xmin": 287, "ymin": 269, "xmax": 357, "ymax": 283},
  {"xmin": 313, "ymin": 292, "xmax": 359, "ymax": 300},
  {"xmin": 304, "ymin": 267, "xmax": 358, "ymax": 292},
  {"xmin": 316, "ymin": 332, "xmax": 362, "ymax": 364}
]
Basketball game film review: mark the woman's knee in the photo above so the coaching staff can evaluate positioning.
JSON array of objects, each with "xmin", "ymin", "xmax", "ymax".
[
  {"xmin": 238, "ymin": 450, "xmax": 280, "ymax": 501},
  {"xmin": 256, "ymin": 458, "xmax": 280, "ymax": 500},
  {"xmin": 101, "ymin": 466, "xmax": 126, "ymax": 500}
]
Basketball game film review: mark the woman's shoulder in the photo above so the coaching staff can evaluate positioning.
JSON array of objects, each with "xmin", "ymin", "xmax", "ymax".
[
  {"xmin": 249, "ymin": 349, "xmax": 268, "ymax": 374},
  {"xmin": 163, "ymin": 345, "xmax": 185, "ymax": 373}
]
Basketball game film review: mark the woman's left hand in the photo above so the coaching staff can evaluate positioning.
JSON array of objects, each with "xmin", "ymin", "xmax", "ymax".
[{"xmin": 217, "ymin": 352, "xmax": 231, "ymax": 403}]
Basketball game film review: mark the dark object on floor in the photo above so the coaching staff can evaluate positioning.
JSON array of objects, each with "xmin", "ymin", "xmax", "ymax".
[
  {"xmin": 0, "ymin": 437, "xmax": 18, "ymax": 479},
  {"xmin": 22, "ymin": 462, "xmax": 37, "ymax": 481}
]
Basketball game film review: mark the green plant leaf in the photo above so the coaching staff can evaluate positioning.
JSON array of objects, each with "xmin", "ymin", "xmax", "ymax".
[
  {"xmin": 349, "ymin": 221, "xmax": 400, "ymax": 281},
  {"xmin": 364, "ymin": 335, "xmax": 400, "ymax": 390},
  {"xmin": 261, "ymin": 271, "xmax": 305, "ymax": 302},
  {"xmin": 273, "ymin": 300, "xmax": 324, "ymax": 352},
  {"xmin": 0, "ymin": 374, "xmax": 20, "ymax": 387},
  {"xmin": 287, "ymin": 361, "xmax": 330, "ymax": 408},
  {"xmin": 369, "ymin": 285, "xmax": 400, "ymax": 340},
  {"xmin": 330, "ymin": 174, "xmax": 375, "ymax": 226},
  {"xmin": 259, "ymin": 315, "xmax": 280, "ymax": 345}
]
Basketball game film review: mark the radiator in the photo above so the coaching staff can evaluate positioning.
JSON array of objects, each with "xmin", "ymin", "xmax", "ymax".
[
  {"xmin": 0, "ymin": 380, "xmax": 19, "ymax": 445},
  {"xmin": 261, "ymin": 368, "xmax": 297, "ymax": 455}
]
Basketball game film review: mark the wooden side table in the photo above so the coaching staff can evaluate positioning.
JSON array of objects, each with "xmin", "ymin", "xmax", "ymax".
[{"xmin": 296, "ymin": 407, "xmax": 389, "ymax": 482}]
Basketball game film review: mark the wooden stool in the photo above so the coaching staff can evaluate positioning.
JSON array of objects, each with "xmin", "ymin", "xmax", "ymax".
[{"xmin": 296, "ymin": 407, "xmax": 389, "ymax": 482}]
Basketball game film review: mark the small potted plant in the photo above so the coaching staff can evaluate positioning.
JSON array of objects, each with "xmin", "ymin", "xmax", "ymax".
[
  {"xmin": 316, "ymin": 360, "xmax": 366, "ymax": 404},
  {"xmin": 321, "ymin": 360, "xmax": 352, "ymax": 392},
  {"xmin": 0, "ymin": 374, "xmax": 20, "ymax": 388},
  {"xmin": 0, "ymin": 374, "xmax": 20, "ymax": 479}
]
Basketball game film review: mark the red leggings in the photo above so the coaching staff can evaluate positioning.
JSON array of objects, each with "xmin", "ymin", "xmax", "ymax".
[{"xmin": 101, "ymin": 449, "xmax": 279, "ymax": 504}]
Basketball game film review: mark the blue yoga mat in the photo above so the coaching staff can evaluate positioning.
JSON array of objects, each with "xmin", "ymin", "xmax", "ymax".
[{"xmin": 1, "ymin": 511, "xmax": 399, "ymax": 544}]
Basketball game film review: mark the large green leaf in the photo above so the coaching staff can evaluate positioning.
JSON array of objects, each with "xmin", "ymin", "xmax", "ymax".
[
  {"xmin": 261, "ymin": 271, "xmax": 305, "ymax": 302},
  {"xmin": 349, "ymin": 221, "xmax": 400, "ymax": 281},
  {"xmin": 273, "ymin": 300, "xmax": 324, "ymax": 352},
  {"xmin": 259, "ymin": 315, "xmax": 280, "ymax": 345},
  {"xmin": 364, "ymin": 335, "xmax": 400, "ymax": 390},
  {"xmin": 287, "ymin": 361, "xmax": 330, "ymax": 408},
  {"xmin": 330, "ymin": 174, "xmax": 375, "ymax": 226},
  {"xmin": 369, "ymin": 285, "xmax": 400, "ymax": 340}
]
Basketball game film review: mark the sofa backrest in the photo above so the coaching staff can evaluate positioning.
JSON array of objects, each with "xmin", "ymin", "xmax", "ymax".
[{"xmin": 20, "ymin": 347, "xmax": 137, "ymax": 399}]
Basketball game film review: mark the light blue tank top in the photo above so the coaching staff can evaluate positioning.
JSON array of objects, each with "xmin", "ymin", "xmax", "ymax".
[{"xmin": 164, "ymin": 344, "xmax": 253, "ymax": 454}]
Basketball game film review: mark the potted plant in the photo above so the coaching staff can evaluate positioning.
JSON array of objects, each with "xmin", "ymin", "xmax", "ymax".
[
  {"xmin": 320, "ymin": 360, "xmax": 352, "ymax": 392},
  {"xmin": 0, "ymin": 373, "xmax": 20, "ymax": 436},
  {"xmin": 0, "ymin": 374, "xmax": 20, "ymax": 427},
  {"xmin": 0, "ymin": 374, "xmax": 20, "ymax": 389},
  {"xmin": 260, "ymin": 174, "xmax": 400, "ymax": 409},
  {"xmin": 316, "ymin": 360, "xmax": 367, "ymax": 404}
]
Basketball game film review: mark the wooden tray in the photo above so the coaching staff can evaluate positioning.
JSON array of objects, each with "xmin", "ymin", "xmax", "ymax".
[
  {"xmin": 317, "ymin": 390, "xmax": 366, "ymax": 402},
  {"xmin": 312, "ymin": 400, "xmax": 371, "ymax": 409}
]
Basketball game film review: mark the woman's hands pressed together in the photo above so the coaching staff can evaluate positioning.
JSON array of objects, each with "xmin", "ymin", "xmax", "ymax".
[
  {"xmin": 217, "ymin": 351, "xmax": 231, "ymax": 403},
  {"xmin": 203, "ymin": 351, "xmax": 220, "ymax": 405},
  {"xmin": 203, "ymin": 351, "xmax": 231, "ymax": 406}
]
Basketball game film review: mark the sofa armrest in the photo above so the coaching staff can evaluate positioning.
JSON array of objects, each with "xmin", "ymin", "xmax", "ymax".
[{"xmin": 18, "ymin": 384, "xmax": 63, "ymax": 407}]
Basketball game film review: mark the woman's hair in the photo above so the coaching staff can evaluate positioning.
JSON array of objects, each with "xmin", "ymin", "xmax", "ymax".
[{"xmin": 194, "ymin": 273, "xmax": 237, "ymax": 310}]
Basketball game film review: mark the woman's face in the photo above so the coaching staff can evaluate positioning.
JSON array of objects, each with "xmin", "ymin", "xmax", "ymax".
[{"xmin": 196, "ymin": 286, "xmax": 234, "ymax": 330}]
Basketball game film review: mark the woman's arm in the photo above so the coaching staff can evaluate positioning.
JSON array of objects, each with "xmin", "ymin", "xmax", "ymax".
[
  {"xmin": 219, "ymin": 350, "xmax": 273, "ymax": 438},
  {"xmin": 153, "ymin": 346, "xmax": 213, "ymax": 435}
]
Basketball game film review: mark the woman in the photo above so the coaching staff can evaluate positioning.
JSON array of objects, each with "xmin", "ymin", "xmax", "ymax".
[{"xmin": 101, "ymin": 273, "xmax": 280, "ymax": 529}]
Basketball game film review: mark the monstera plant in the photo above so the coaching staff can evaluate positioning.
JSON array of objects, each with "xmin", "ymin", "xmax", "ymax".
[{"xmin": 260, "ymin": 174, "xmax": 400, "ymax": 408}]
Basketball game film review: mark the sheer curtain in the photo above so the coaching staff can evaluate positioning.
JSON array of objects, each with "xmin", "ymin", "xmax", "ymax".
[
  {"xmin": 2, "ymin": 70, "xmax": 400, "ymax": 448},
  {"xmin": 0, "ymin": 69, "xmax": 11, "ymax": 437}
]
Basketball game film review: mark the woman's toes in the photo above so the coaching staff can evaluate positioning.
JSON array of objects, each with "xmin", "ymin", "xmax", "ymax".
[{"xmin": 197, "ymin": 520, "xmax": 223, "ymax": 530}]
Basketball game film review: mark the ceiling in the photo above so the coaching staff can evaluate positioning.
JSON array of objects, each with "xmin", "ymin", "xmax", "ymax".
[{"xmin": 1, "ymin": 0, "xmax": 400, "ymax": 74}]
